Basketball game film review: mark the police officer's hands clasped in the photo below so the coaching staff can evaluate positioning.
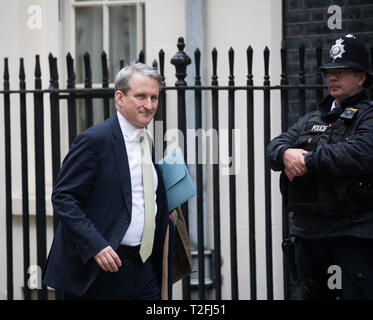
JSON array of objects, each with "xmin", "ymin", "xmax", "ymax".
[
  {"xmin": 283, "ymin": 148, "xmax": 308, "ymax": 182},
  {"xmin": 94, "ymin": 246, "xmax": 122, "ymax": 272}
]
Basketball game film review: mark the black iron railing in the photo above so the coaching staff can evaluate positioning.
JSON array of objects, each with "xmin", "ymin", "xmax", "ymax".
[{"xmin": 3, "ymin": 36, "xmax": 349, "ymax": 301}]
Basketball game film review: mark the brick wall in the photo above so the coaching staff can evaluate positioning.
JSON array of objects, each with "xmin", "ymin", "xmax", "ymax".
[{"xmin": 283, "ymin": 0, "xmax": 373, "ymax": 126}]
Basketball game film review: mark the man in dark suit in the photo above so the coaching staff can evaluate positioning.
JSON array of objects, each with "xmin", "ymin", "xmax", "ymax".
[{"xmin": 43, "ymin": 62, "xmax": 174, "ymax": 300}]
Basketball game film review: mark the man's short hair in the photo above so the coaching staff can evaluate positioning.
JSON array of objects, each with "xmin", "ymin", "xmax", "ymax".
[{"xmin": 114, "ymin": 62, "xmax": 161, "ymax": 95}]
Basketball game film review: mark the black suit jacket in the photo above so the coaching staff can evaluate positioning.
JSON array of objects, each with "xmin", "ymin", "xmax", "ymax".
[{"xmin": 43, "ymin": 115, "xmax": 172, "ymax": 297}]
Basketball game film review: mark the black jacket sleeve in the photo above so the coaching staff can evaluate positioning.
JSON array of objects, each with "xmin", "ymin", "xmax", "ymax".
[
  {"xmin": 267, "ymin": 112, "xmax": 314, "ymax": 171},
  {"xmin": 305, "ymin": 107, "xmax": 373, "ymax": 177},
  {"xmin": 52, "ymin": 133, "xmax": 109, "ymax": 263}
]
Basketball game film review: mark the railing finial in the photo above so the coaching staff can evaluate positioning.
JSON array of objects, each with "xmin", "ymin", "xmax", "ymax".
[{"xmin": 170, "ymin": 37, "xmax": 191, "ymax": 86}]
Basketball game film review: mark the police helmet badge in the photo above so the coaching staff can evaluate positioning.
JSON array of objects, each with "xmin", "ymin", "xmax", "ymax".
[{"xmin": 330, "ymin": 38, "xmax": 346, "ymax": 61}]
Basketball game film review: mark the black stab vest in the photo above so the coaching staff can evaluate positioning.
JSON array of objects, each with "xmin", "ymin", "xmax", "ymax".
[{"xmin": 283, "ymin": 101, "xmax": 373, "ymax": 215}]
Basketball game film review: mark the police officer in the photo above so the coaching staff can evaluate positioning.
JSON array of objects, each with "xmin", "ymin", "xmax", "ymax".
[{"xmin": 268, "ymin": 34, "xmax": 373, "ymax": 300}]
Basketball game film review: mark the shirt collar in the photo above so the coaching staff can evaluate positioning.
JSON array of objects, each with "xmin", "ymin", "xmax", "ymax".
[
  {"xmin": 320, "ymin": 90, "xmax": 367, "ymax": 114},
  {"xmin": 330, "ymin": 100, "xmax": 338, "ymax": 111},
  {"xmin": 117, "ymin": 111, "xmax": 142, "ymax": 142}
]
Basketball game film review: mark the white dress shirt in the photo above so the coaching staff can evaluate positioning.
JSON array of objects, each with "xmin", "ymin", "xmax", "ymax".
[
  {"xmin": 117, "ymin": 111, "xmax": 158, "ymax": 246},
  {"xmin": 331, "ymin": 100, "xmax": 338, "ymax": 111}
]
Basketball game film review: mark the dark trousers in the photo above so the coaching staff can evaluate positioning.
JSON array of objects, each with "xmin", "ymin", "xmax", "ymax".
[
  {"xmin": 64, "ymin": 245, "xmax": 160, "ymax": 300},
  {"xmin": 295, "ymin": 236, "xmax": 373, "ymax": 300}
]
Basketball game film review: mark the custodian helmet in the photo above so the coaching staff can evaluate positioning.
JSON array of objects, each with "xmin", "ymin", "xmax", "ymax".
[{"xmin": 320, "ymin": 34, "xmax": 373, "ymax": 87}]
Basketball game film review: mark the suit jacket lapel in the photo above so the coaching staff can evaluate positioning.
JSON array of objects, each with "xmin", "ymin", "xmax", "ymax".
[
  {"xmin": 111, "ymin": 116, "xmax": 132, "ymax": 216},
  {"xmin": 111, "ymin": 117, "xmax": 166, "ymax": 232}
]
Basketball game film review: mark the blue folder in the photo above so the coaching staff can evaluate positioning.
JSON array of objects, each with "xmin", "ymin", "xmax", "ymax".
[{"xmin": 158, "ymin": 147, "xmax": 196, "ymax": 212}]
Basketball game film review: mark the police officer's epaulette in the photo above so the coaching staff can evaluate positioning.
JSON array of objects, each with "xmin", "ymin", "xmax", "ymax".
[
  {"xmin": 340, "ymin": 107, "xmax": 359, "ymax": 120},
  {"xmin": 340, "ymin": 100, "xmax": 373, "ymax": 120}
]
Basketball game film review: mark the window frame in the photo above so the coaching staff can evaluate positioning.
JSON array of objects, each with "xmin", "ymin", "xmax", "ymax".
[{"xmin": 68, "ymin": 0, "xmax": 145, "ymax": 86}]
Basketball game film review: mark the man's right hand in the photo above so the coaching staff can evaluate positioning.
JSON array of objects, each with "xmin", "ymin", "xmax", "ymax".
[
  {"xmin": 283, "ymin": 148, "xmax": 308, "ymax": 182},
  {"xmin": 94, "ymin": 246, "xmax": 122, "ymax": 272}
]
